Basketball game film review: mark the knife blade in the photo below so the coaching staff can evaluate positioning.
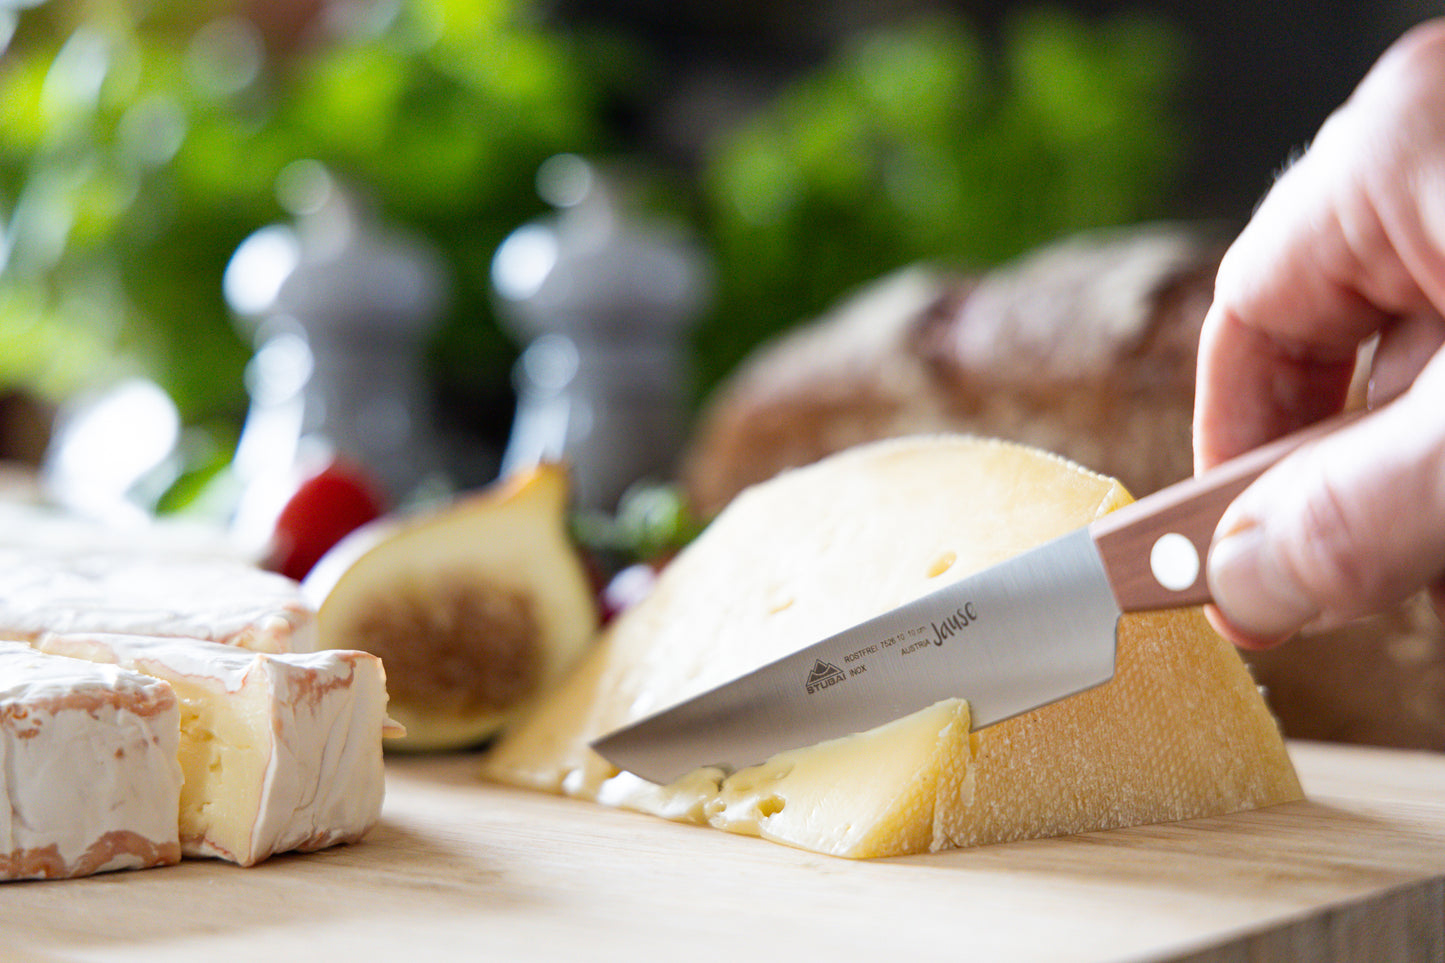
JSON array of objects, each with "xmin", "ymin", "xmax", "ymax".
[{"xmin": 591, "ymin": 409, "xmax": 1366, "ymax": 785}]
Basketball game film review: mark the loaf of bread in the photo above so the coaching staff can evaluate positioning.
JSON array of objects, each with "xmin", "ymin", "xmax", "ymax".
[
  {"xmin": 683, "ymin": 222, "xmax": 1223, "ymax": 517},
  {"xmin": 681, "ymin": 221, "xmax": 1445, "ymax": 751}
]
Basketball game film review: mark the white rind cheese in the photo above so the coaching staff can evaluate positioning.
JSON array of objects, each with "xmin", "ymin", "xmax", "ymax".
[
  {"xmin": 35, "ymin": 633, "xmax": 389, "ymax": 866},
  {"xmin": 0, "ymin": 640, "xmax": 183, "ymax": 880},
  {"xmin": 0, "ymin": 550, "xmax": 315, "ymax": 653}
]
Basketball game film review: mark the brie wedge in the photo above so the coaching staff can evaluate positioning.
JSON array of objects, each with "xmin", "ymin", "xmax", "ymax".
[
  {"xmin": 35, "ymin": 633, "xmax": 390, "ymax": 866},
  {"xmin": 0, "ymin": 550, "xmax": 315, "ymax": 653},
  {"xmin": 0, "ymin": 640, "xmax": 183, "ymax": 880}
]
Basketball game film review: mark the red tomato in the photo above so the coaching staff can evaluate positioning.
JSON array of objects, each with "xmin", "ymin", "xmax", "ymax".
[{"xmin": 269, "ymin": 459, "xmax": 388, "ymax": 581}]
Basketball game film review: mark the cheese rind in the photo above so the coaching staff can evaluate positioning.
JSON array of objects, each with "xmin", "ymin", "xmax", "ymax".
[
  {"xmin": 0, "ymin": 550, "xmax": 315, "ymax": 653},
  {"xmin": 0, "ymin": 640, "xmax": 183, "ymax": 880},
  {"xmin": 485, "ymin": 435, "xmax": 1303, "ymax": 858},
  {"xmin": 35, "ymin": 633, "xmax": 389, "ymax": 866}
]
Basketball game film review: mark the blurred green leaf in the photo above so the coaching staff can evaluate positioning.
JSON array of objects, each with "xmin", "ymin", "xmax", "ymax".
[
  {"xmin": 0, "ymin": 0, "xmax": 625, "ymax": 445},
  {"xmin": 692, "ymin": 7, "xmax": 1190, "ymax": 399}
]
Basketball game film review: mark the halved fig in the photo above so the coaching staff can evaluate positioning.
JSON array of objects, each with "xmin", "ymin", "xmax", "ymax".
[{"xmin": 304, "ymin": 465, "xmax": 599, "ymax": 751}]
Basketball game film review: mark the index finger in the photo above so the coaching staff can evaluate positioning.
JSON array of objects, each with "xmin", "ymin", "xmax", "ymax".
[{"xmin": 1194, "ymin": 20, "xmax": 1445, "ymax": 470}]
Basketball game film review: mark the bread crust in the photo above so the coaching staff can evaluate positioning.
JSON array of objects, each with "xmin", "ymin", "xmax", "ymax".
[{"xmin": 683, "ymin": 223, "xmax": 1224, "ymax": 517}]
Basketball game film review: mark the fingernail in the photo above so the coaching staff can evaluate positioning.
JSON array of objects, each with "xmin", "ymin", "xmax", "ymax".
[{"xmin": 1208, "ymin": 523, "xmax": 1320, "ymax": 643}]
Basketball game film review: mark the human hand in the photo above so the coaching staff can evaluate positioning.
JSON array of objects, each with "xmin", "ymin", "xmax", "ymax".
[{"xmin": 1194, "ymin": 19, "xmax": 1445, "ymax": 648}]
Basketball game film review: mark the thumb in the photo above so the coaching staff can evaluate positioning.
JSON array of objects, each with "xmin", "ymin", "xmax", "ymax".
[{"xmin": 1206, "ymin": 362, "xmax": 1445, "ymax": 647}]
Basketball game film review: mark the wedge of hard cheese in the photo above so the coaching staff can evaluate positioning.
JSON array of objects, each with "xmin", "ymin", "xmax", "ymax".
[
  {"xmin": 35, "ymin": 633, "xmax": 390, "ymax": 866},
  {"xmin": 1, "ymin": 640, "xmax": 183, "ymax": 880},
  {"xmin": 484, "ymin": 435, "xmax": 1302, "ymax": 858}
]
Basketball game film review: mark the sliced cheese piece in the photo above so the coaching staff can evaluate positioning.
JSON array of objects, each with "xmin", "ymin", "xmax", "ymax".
[
  {"xmin": 35, "ymin": 633, "xmax": 390, "ymax": 866},
  {"xmin": 0, "ymin": 550, "xmax": 315, "ymax": 653},
  {"xmin": 0, "ymin": 640, "xmax": 183, "ymax": 880},
  {"xmin": 484, "ymin": 434, "xmax": 1303, "ymax": 858}
]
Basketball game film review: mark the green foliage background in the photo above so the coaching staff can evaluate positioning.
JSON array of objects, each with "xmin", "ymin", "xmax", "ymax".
[
  {"xmin": 0, "ymin": 0, "xmax": 622, "ymax": 425},
  {"xmin": 694, "ymin": 8, "xmax": 1188, "ymax": 392},
  {"xmin": 0, "ymin": 0, "xmax": 1190, "ymax": 494}
]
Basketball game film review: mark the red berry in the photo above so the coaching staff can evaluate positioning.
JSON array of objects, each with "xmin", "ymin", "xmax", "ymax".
[{"xmin": 269, "ymin": 459, "xmax": 388, "ymax": 581}]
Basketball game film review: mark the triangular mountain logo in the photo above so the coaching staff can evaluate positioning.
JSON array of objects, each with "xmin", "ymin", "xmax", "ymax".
[{"xmin": 805, "ymin": 658, "xmax": 847, "ymax": 694}]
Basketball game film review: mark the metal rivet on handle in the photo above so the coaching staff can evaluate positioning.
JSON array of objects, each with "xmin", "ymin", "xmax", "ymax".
[{"xmin": 1150, "ymin": 532, "xmax": 1200, "ymax": 592}]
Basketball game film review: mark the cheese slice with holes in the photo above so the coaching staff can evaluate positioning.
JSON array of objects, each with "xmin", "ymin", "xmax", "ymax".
[
  {"xmin": 34, "ymin": 633, "xmax": 390, "ymax": 866},
  {"xmin": 0, "ymin": 640, "xmax": 182, "ymax": 880},
  {"xmin": 484, "ymin": 435, "xmax": 1302, "ymax": 858}
]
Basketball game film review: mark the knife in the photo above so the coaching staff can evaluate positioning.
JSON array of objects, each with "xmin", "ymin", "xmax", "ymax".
[{"xmin": 590, "ymin": 409, "xmax": 1367, "ymax": 785}]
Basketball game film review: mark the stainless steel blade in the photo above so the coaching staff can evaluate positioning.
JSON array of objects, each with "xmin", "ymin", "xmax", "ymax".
[{"xmin": 590, "ymin": 526, "xmax": 1121, "ymax": 785}]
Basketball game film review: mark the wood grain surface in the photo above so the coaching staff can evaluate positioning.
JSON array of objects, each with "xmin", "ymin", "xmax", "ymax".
[{"xmin": 6, "ymin": 740, "xmax": 1445, "ymax": 963}]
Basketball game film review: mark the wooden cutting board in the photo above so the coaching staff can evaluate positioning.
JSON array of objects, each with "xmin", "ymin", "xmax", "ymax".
[{"xmin": 6, "ymin": 740, "xmax": 1445, "ymax": 962}]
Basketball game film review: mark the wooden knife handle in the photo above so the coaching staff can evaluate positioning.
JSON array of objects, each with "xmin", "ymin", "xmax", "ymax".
[{"xmin": 1089, "ymin": 408, "xmax": 1369, "ymax": 612}]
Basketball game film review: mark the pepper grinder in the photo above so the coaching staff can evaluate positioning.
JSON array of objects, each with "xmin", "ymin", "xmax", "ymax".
[
  {"xmin": 492, "ymin": 155, "xmax": 710, "ymax": 511},
  {"xmin": 224, "ymin": 168, "xmax": 447, "ymax": 548}
]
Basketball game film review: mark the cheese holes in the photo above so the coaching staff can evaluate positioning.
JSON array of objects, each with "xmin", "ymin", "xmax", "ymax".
[
  {"xmin": 765, "ymin": 583, "xmax": 795, "ymax": 614},
  {"xmin": 757, "ymin": 795, "xmax": 786, "ymax": 818},
  {"xmin": 927, "ymin": 551, "xmax": 958, "ymax": 579}
]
